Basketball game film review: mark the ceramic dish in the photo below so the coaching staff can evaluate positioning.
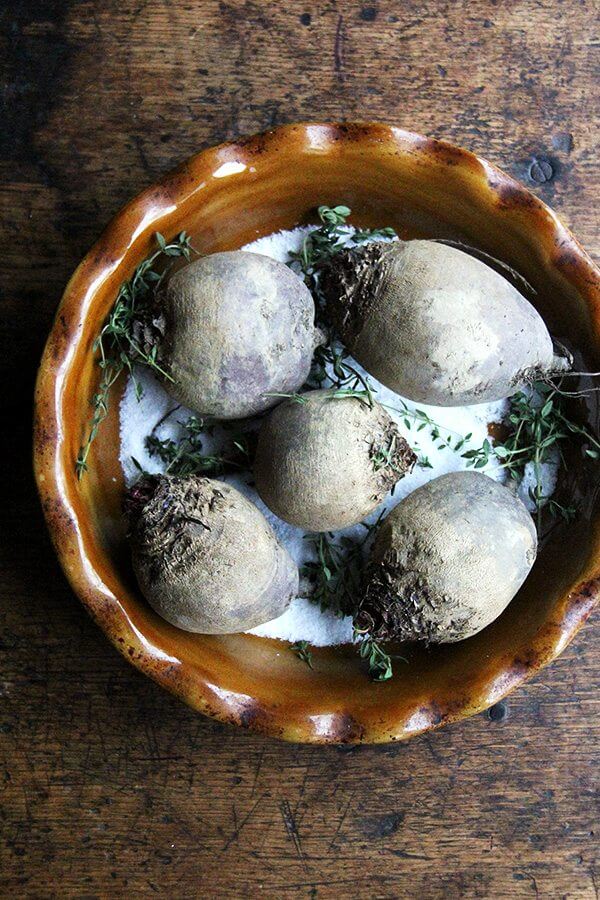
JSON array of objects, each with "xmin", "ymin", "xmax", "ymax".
[{"xmin": 34, "ymin": 123, "xmax": 600, "ymax": 743}]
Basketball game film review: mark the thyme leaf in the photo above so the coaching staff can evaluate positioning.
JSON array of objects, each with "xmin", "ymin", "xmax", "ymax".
[
  {"xmin": 290, "ymin": 640, "xmax": 314, "ymax": 669},
  {"xmin": 288, "ymin": 204, "xmax": 395, "ymax": 315},
  {"xmin": 354, "ymin": 632, "xmax": 394, "ymax": 682},
  {"xmin": 462, "ymin": 381, "xmax": 600, "ymax": 527},
  {"xmin": 287, "ymin": 204, "xmax": 395, "ymax": 404},
  {"xmin": 300, "ymin": 532, "xmax": 362, "ymax": 618},
  {"xmin": 300, "ymin": 514, "xmax": 403, "ymax": 680},
  {"xmin": 145, "ymin": 414, "xmax": 249, "ymax": 478},
  {"xmin": 309, "ymin": 344, "xmax": 375, "ymax": 406},
  {"xmin": 76, "ymin": 231, "xmax": 194, "ymax": 478}
]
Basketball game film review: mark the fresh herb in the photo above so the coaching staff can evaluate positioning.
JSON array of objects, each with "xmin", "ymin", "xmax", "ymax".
[
  {"xmin": 462, "ymin": 381, "xmax": 600, "ymax": 526},
  {"xmin": 145, "ymin": 414, "xmax": 248, "ymax": 477},
  {"xmin": 547, "ymin": 499, "xmax": 577, "ymax": 522},
  {"xmin": 287, "ymin": 205, "xmax": 395, "ymax": 406},
  {"xmin": 288, "ymin": 204, "xmax": 394, "ymax": 310},
  {"xmin": 290, "ymin": 640, "xmax": 313, "ymax": 669},
  {"xmin": 371, "ymin": 432, "xmax": 405, "ymax": 475},
  {"xmin": 461, "ymin": 439, "xmax": 494, "ymax": 470},
  {"xmin": 389, "ymin": 399, "xmax": 469, "ymax": 450},
  {"xmin": 310, "ymin": 344, "xmax": 375, "ymax": 407},
  {"xmin": 302, "ymin": 523, "xmax": 375, "ymax": 616},
  {"xmin": 383, "ymin": 382, "xmax": 598, "ymax": 527},
  {"xmin": 76, "ymin": 232, "xmax": 194, "ymax": 478},
  {"xmin": 300, "ymin": 514, "xmax": 403, "ymax": 680},
  {"xmin": 301, "ymin": 532, "xmax": 363, "ymax": 618},
  {"xmin": 354, "ymin": 632, "xmax": 394, "ymax": 682},
  {"xmin": 287, "ymin": 205, "xmax": 350, "ymax": 311},
  {"xmin": 330, "ymin": 387, "xmax": 374, "ymax": 406},
  {"xmin": 265, "ymin": 389, "xmax": 373, "ymax": 407},
  {"xmin": 382, "ymin": 383, "xmax": 599, "ymax": 527}
]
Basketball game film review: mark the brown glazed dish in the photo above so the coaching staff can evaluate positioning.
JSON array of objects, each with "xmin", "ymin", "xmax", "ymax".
[{"xmin": 34, "ymin": 123, "xmax": 600, "ymax": 743}]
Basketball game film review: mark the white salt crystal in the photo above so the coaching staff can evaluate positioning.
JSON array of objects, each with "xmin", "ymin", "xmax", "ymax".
[
  {"xmin": 519, "ymin": 455, "xmax": 559, "ymax": 511},
  {"xmin": 118, "ymin": 226, "xmax": 557, "ymax": 646}
]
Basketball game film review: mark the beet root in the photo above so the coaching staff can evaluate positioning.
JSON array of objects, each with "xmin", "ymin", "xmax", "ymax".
[
  {"xmin": 128, "ymin": 474, "xmax": 298, "ymax": 633},
  {"xmin": 254, "ymin": 389, "xmax": 415, "ymax": 532},
  {"xmin": 321, "ymin": 240, "xmax": 570, "ymax": 406},
  {"xmin": 155, "ymin": 251, "xmax": 322, "ymax": 419},
  {"xmin": 355, "ymin": 470, "xmax": 537, "ymax": 643}
]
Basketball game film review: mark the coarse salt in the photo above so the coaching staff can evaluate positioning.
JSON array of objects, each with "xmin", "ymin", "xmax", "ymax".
[{"xmin": 119, "ymin": 227, "xmax": 558, "ymax": 646}]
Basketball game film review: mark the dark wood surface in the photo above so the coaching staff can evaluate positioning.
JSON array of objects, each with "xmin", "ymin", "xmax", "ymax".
[{"xmin": 1, "ymin": 1, "xmax": 598, "ymax": 896}]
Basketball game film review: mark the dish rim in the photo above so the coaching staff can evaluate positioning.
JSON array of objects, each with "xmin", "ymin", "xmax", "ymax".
[{"xmin": 33, "ymin": 122, "xmax": 600, "ymax": 743}]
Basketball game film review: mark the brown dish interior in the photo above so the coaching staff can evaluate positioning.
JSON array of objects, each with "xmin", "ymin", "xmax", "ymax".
[{"xmin": 34, "ymin": 123, "xmax": 600, "ymax": 743}]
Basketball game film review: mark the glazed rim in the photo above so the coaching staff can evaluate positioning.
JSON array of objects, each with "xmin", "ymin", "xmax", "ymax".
[{"xmin": 34, "ymin": 123, "xmax": 600, "ymax": 743}]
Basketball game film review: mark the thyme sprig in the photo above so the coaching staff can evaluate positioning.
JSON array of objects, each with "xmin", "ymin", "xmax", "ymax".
[
  {"xmin": 354, "ymin": 632, "xmax": 395, "ymax": 682},
  {"xmin": 145, "ymin": 414, "xmax": 249, "ymax": 477},
  {"xmin": 287, "ymin": 205, "xmax": 395, "ymax": 407},
  {"xmin": 462, "ymin": 382, "xmax": 600, "ymax": 526},
  {"xmin": 76, "ymin": 231, "xmax": 194, "ymax": 478},
  {"xmin": 386, "ymin": 385, "xmax": 599, "ymax": 526},
  {"xmin": 268, "ymin": 386, "xmax": 373, "ymax": 408},
  {"xmin": 287, "ymin": 204, "xmax": 395, "ymax": 313},
  {"xmin": 301, "ymin": 532, "xmax": 362, "ymax": 618},
  {"xmin": 310, "ymin": 344, "xmax": 375, "ymax": 407},
  {"xmin": 290, "ymin": 640, "xmax": 314, "ymax": 669},
  {"xmin": 417, "ymin": 454, "xmax": 434, "ymax": 470},
  {"xmin": 389, "ymin": 399, "xmax": 470, "ymax": 450},
  {"xmin": 301, "ymin": 514, "xmax": 397, "ymax": 680}
]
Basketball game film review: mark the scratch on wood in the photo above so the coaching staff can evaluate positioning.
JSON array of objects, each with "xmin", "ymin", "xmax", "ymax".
[
  {"xmin": 133, "ymin": 756, "xmax": 184, "ymax": 762},
  {"xmin": 280, "ymin": 799, "xmax": 308, "ymax": 869},
  {"xmin": 221, "ymin": 796, "xmax": 262, "ymax": 853},
  {"xmin": 424, "ymin": 735, "xmax": 444, "ymax": 765},
  {"xmin": 294, "ymin": 766, "xmax": 310, "ymax": 816},
  {"xmin": 231, "ymin": 804, "xmax": 238, "ymax": 845},
  {"xmin": 390, "ymin": 849, "xmax": 431, "ymax": 860},
  {"xmin": 251, "ymin": 746, "xmax": 265, "ymax": 797},
  {"xmin": 93, "ymin": 711, "xmax": 108, "ymax": 765},
  {"xmin": 334, "ymin": 15, "xmax": 345, "ymax": 82},
  {"xmin": 328, "ymin": 791, "xmax": 355, "ymax": 852},
  {"xmin": 521, "ymin": 872, "xmax": 540, "ymax": 898},
  {"xmin": 132, "ymin": 134, "xmax": 153, "ymax": 178}
]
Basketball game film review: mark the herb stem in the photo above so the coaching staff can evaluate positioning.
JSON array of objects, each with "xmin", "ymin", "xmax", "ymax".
[{"xmin": 77, "ymin": 231, "xmax": 194, "ymax": 478}]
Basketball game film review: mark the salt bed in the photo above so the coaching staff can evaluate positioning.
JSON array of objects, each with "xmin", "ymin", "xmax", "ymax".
[{"xmin": 119, "ymin": 226, "xmax": 558, "ymax": 646}]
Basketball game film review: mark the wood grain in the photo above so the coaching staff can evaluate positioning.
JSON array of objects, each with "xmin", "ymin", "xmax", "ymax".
[{"xmin": 1, "ymin": 0, "xmax": 598, "ymax": 896}]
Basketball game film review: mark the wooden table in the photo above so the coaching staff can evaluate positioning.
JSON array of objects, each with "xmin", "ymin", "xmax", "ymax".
[{"xmin": 1, "ymin": 1, "xmax": 598, "ymax": 896}]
